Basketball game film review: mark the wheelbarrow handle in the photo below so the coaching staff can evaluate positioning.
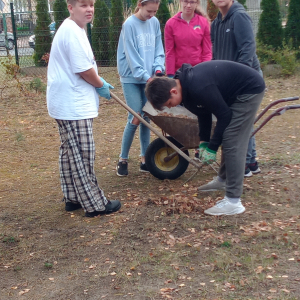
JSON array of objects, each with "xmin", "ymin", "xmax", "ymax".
[
  {"xmin": 255, "ymin": 96, "xmax": 299, "ymax": 124},
  {"xmin": 251, "ymin": 104, "xmax": 300, "ymax": 137},
  {"xmin": 110, "ymin": 92, "xmax": 201, "ymax": 169}
]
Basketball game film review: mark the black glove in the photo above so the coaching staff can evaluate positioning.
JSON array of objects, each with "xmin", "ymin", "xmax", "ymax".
[{"xmin": 155, "ymin": 70, "xmax": 165, "ymax": 77}]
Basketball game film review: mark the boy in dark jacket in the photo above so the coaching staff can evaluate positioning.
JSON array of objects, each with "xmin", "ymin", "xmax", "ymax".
[
  {"xmin": 145, "ymin": 61, "xmax": 265, "ymax": 216},
  {"xmin": 211, "ymin": 0, "xmax": 262, "ymax": 177}
]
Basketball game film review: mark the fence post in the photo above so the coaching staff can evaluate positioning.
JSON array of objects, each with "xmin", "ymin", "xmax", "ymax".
[
  {"xmin": 87, "ymin": 22, "xmax": 92, "ymax": 47},
  {"xmin": 10, "ymin": 2, "xmax": 19, "ymax": 66}
]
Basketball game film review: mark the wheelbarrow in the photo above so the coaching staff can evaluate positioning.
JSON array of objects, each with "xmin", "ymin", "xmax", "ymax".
[{"xmin": 110, "ymin": 92, "xmax": 299, "ymax": 181}]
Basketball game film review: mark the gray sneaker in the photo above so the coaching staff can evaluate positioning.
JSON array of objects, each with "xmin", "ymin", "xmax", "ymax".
[
  {"xmin": 198, "ymin": 177, "xmax": 226, "ymax": 192},
  {"xmin": 204, "ymin": 199, "xmax": 245, "ymax": 216}
]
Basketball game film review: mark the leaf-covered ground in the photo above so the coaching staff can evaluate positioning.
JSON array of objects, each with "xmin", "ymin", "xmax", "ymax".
[{"xmin": 1, "ymin": 73, "xmax": 300, "ymax": 300}]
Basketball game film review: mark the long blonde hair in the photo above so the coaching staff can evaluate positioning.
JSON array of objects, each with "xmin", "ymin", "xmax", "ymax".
[{"xmin": 134, "ymin": 0, "xmax": 160, "ymax": 13}]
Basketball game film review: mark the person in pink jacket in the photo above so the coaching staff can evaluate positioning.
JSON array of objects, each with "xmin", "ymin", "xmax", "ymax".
[{"xmin": 164, "ymin": 0, "xmax": 212, "ymax": 78}]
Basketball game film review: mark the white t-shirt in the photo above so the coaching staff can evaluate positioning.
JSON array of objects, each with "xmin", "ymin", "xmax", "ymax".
[{"xmin": 47, "ymin": 18, "xmax": 99, "ymax": 120}]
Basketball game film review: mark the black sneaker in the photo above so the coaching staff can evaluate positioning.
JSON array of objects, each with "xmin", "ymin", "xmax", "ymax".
[
  {"xmin": 244, "ymin": 166, "xmax": 253, "ymax": 177},
  {"xmin": 140, "ymin": 163, "xmax": 149, "ymax": 173},
  {"xmin": 85, "ymin": 200, "xmax": 121, "ymax": 217},
  {"xmin": 64, "ymin": 199, "xmax": 82, "ymax": 211},
  {"xmin": 116, "ymin": 161, "xmax": 128, "ymax": 176},
  {"xmin": 248, "ymin": 161, "xmax": 261, "ymax": 174}
]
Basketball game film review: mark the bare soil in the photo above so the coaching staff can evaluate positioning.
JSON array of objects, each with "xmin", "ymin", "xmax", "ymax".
[{"xmin": 1, "ymin": 74, "xmax": 300, "ymax": 300}]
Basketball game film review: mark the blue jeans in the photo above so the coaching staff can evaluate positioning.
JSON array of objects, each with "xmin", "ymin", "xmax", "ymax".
[
  {"xmin": 119, "ymin": 83, "xmax": 150, "ymax": 160},
  {"xmin": 246, "ymin": 69, "xmax": 263, "ymax": 165},
  {"xmin": 246, "ymin": 134, "xmax": 257, "ymax": 164}
]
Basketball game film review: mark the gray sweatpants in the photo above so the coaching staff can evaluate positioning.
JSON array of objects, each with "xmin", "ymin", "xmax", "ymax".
[{"xmin": 218, "ymin": 91, "xmax": 265, "ymax": 198}]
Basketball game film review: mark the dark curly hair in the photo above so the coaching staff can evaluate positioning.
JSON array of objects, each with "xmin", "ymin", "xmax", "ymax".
[{"xmin": 145, "ymin": 77, "xmax": 176, "ymax": 110}]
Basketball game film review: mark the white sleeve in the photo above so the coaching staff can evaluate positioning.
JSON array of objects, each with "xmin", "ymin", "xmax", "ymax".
[{"xmin": 66, "ymin": 29, "xmax": 94, "ymax": 74}]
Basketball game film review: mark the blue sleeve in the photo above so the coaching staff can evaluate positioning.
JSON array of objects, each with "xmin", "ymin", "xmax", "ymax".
[
  {"xmin": 122, "ymin": 23, "xmax": 151, "ymax": 82},
  {"xmin": 233, "ymin": 13, "xmax": 256, "ymax": 67},
  {"xmin": 152, "ymin": 22, "xmax": 165, "ymax": 74}
]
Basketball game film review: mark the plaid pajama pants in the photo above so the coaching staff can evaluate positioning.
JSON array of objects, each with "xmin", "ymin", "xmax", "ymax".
[{"xmin": 56, "ymin": 119, "xmax": 108, "ymax": 212}]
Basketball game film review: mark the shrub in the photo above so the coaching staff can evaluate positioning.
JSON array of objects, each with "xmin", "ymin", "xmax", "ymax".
[
  {"xmin": 156, "ymin": 0, "xmax": 171, "ymax": 46},
  {"xmin": 53, "ymin": 0, "xmax": 69, "ymax": 31},
  {"xmin": 257, "ymin": 0, "xmax": 283, "ymax": 49},
  {"xmin": 207, "ymin": 0, "xmax": 218, "ymax": 22},
  {"xmin": 29, "ymin": 77, "xmax": 47, "ymax": 93},
  {"xmin": 237, "ymin": 0, "xmax": 247, "ymax": 9},
  {"xmin": 34, "ymin": 0, "xmax": 52, "ymax": 66},
  {"xmin": 109, "ymin": 0, "xmax": 124, "ymax": 66},
  {"xmin": 92, "ymin": 0, "xmax": 110, "ymax": 66},
  {"xmin": 257, "ymin": 42, "xmax": 298, "ymax": 76},
  {"xmin": 285, "ymin": 0, "xmax": 300, "ymax": 52}
]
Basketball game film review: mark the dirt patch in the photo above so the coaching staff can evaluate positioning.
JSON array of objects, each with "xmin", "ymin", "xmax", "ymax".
[{"xmin": 0, "ymin": 75, "xmax": 300, "ymax": 299}]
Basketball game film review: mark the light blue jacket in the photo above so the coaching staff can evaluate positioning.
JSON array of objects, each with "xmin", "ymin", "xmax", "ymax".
[{"xmin": 117, "ymin": 15, "xmax": 165, "ymax": 84}]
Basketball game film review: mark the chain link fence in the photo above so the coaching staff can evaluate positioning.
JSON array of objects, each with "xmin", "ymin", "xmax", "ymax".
[{"xmin": 0, "ymin": 0, "xmax": 289, "ymax": 96}]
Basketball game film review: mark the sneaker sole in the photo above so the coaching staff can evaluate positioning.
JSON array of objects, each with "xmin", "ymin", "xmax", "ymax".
[
  {"xmin": 198, "ymin": 188, "xmax": 225, "ymax": 192},
  {"xmin": 117, "ymin": 172, "xmax": 128, "ymax": 177},
  {"xmin": 65, "ymin": 205, "xmax": 82, "ymax": 212},
  {"xmin": 244, "ymin": 171, "xmax": 253, "ymax": 177},
  {"xmin": 85, "ymin": 202, "xmax": 122, "ymax": 217},
  {"xmin": 204, "ymin": 206, "xmax": 245, "ymax": 216},
  {"xmin": 251, "ymin": 168, "xmax": 261, "ymax": 174},
  {"xmin": 116, "ymin": 166, "xmax": 128, "ymax": 177}
]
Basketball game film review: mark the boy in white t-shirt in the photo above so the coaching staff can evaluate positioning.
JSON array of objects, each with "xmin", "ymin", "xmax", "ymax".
[{"xmin": 47, "ymin": 0, "xmax": 121, "ymax": 217}]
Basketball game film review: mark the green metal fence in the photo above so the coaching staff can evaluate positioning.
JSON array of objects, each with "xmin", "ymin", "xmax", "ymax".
[{"xmin": 0, "ymin": 0, "xmax": 293, "ymax": 95}]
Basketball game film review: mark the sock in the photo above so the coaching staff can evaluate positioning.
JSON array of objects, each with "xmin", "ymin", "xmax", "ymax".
[
  {"xmin": 225, "ymin": 196, "xmax": 240, "ymax": 204},
  {"xmin": 119, "ymin": 159, "xmax": 128, "ymax": 162}
]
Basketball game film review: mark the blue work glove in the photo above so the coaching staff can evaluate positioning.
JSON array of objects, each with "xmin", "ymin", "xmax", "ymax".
[
  {"xmin": 201, "ymin": 148, "xmax": 217, "ymax": 165},
  {"xmin": 95, "ymin": 77, "xmax": 114, "ymax": 100},
  {"xmin": 198, "ymin": 142, "xmax": 209, "ymax": 159}
]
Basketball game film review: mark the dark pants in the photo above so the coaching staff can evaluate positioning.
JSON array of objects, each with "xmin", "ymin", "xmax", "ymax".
[{"xmin": 218, "ymin": 91, "xmax": 265, "ymax": 198}]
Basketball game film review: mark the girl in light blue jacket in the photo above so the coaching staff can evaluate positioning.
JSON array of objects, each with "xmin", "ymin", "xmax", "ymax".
[{"xmin": 116, "ymin": 0, "xmax": 165, "ymax": 176}]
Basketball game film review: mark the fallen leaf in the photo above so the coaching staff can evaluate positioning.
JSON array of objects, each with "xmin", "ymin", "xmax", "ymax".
[
  {"xmin": 255, "ymin": 266, "xmax": 264, "ymax": 274},
  {"xmin": 18, "ymin": 289, "xmax": 30, "ymax": 295}
]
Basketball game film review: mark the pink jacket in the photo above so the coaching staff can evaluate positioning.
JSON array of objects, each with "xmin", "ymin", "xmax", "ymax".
[{"xmin": 164, "ymin": 12, "xmax": 212, "ymax": 75}]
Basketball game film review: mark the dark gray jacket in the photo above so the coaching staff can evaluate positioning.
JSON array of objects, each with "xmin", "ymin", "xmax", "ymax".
[{"xmin": 211, "ymin": 2, "xmax": 261, "ymax": 71}]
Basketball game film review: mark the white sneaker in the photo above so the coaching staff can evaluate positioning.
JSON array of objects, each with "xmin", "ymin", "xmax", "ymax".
[
  {"xmin": 204, "ymin": 199, "xmax": 245, "ymax": 216},
  {"xmin": 198, "ymin": 177, "xmax": 226, "ymax": 192}
]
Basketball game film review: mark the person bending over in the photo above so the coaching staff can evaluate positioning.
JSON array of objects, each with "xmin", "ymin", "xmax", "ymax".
[{"xmin": 145, "ymin": 61, "xmax": 265, "ymax": 216}]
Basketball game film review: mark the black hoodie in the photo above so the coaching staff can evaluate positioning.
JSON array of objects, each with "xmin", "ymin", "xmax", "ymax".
[
  {"xmin": 211, "ymin": 1, "xmax": 260, "ymax": 71},
  {"xmin": 175, "ymin": 61, "xmax": 265, "ymax": 151}
]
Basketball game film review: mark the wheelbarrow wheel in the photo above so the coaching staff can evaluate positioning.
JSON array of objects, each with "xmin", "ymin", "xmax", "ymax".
[{"xmin": 145, "ymin": 137, "xmax": 189, "ymax": 180}]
